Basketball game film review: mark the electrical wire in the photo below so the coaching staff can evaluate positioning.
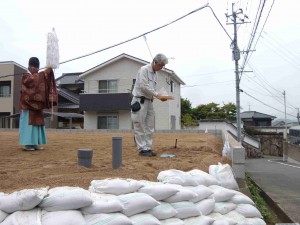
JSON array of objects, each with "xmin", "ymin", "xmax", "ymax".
[
  {"xmin": 244, "ymin": 61, "xmax": 299, "ymax": 110},
  {"xmin": 240, "ymin": 0, "xmax": 275, "ymax": 79},
  {"xmin": 1, "ymin": 3, "xmax": 230, "ymax": 79},
  {"xmin": 240, "ymin": 0, "xmax": 267, "ymax": 79},
  {"xmin": 259, "ymin": 36, "xmax": 300, "ymax": 70},
  {"xmin": 242, "ymin": 90, "xmax": 297, "ymax": 118},
  {"xmin": 181, "ymin": 80, "xmax": 235, "ymax": 88}
]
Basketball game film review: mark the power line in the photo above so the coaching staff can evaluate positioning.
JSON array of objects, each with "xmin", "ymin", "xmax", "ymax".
[
  {"xmin": 243, "ymin": 62, "xmax": 299, "ymax": 110},
  {"xmin": 181, "ymin": 80, "xmax": 234, "ymax": 88},
  {"xmin": 241, "ymin": 90, "xmax": 297, "ymax": 118},
  {"xmin": 264, "ymin": 31, "xmax": 300, "ymax": 60},
  {"xmin": 182, "ymin": 69, "xmax": 234, "ymax": 78},
  {"xmin": 259, "ymin": 36, "xmax": 300, "ymax": 70},
  {"xmin": 240, "ymin": 0, "xmax": 272, "ymax": 79},
  {"xmin": 1, "ymin": 3, "xmax": 230, "ymax": 79},
  {"xmin": 244, "ymin": 0, "xmax": 275, "ymax": 67}
]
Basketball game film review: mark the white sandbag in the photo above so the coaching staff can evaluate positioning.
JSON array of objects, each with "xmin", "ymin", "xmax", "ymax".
[
  {"xmin": 171, "ymin": 201, "xmax": 201, "ymax": 219},
  {"xmin": 39, "ymin": 186, "xmax": 92, "ymax": 211},
  {"xmin": 146, "ymin": 202, "xmax": 177, "ymax": 220},
  {"xmin": 222, "ymin": 141, "xmax": 231, "ymax": 158},
  {"xmin": 208, "ymin": 185, "xmax": 235, "ymax": 202},
  {"xmin": 42, "ymin": 210, "xmax": 85, "ymax": 225},
  {"xmin": 223, "ymin": 210, "xmax": 246, "ymax": 224},
  {"xmin": 208, "ymin": 212, "xmax": 237, "ymax": 225},
  {"xmin": 81, "ymin": 192, "xmax": 124, "ymax": 214},
  {"xmin": 90, "ymin": 178, "xmax": 143, "ymax": 195},
  {"xmin": 234, "ymin": 204, "xmax": 263, "ymax": 218},
  {"xmin": 184, "ymin": 215, "xmax": 215, "ymax": 225},
  {"xmin": 160, "ymin": 218, "xmax": 185, "ymax": 225},
  {"xmin": 1, "ymin": 208, "xmax": 42, "ymax": 225},
  {"xmin": 163, "ymin": 186, "xmax": 197, "ymax": 203},
  {"xmin": 185, "ymin": 185, "xmax": 213, "ymax": 203},
  {"xmin": 157, "ymin": 169, "xmax": 198, "ymax": 186},
  {"xmin": 0, "ymin": 188, "xmax": 48, "ymax": 213},
  {"xmin": 209, "ymin": 163, "xmax": 239, "ymax": 190},
  {"xmin": 138, "ymin": 182, "xmax": 179, "ymax": 200},
  {"xmin": 243, "ymin": 218, "xmax": 266, "ymax": 225},
  {"xmin": 187, "ymin": 169, "xmax": 219, "ymax": 186},
  {"xmin": 129, "ymin": 213, "xmax": 160, "ymax": 225},
  {"xmin": 195, "ymin": 198, "xmax": 215, "ymax": 216},
  {"xmin": 0, "ymin": 192, "xmax": 7, "ymax": 223},
  {"xmin": 118, "ymin": 193, "xmax": 160, "ymax": 216},
  {"xmin": 213, "ymin": 202, "xmax": 237, "ymax": 214},
  {"xmin": 84, "ymin": 213, "xmax": 132, "ymax": 225},
  {"xmin": 212, "ymin": 220, "xmax": 237, "ymax": 225},
  {"xmin": 0, "ymin": 210, "xmax": 8, "ymax": 223},
  {"xmin": 229, "ymin": 191, "xmax": 255, "ymax": 205}
]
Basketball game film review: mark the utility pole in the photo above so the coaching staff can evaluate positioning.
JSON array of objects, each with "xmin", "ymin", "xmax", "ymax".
[
  {"xmin": 226, "ymin": 4, "xmax": 247, "ymax": 142},
  {"xmin": 283, "ymin": 90, "xmax": 287, "ymax": 140},
  {"xmin": 283, "ymin": 90, "xmax": 288, "ymax": 162},
  {"xmin": 297, "ymin": 108, "xmax": 300, "ymax": 125}
]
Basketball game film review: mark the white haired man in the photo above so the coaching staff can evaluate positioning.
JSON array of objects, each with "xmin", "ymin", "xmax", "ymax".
[{"xmin": 131, "ymin": 53, "xmax": 169, "ymax": 156}]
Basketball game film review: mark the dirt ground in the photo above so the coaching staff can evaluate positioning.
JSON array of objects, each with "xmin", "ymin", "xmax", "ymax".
[{"xmin": 0, "ymin": 130, "xmax": 229, "ymax": 193}]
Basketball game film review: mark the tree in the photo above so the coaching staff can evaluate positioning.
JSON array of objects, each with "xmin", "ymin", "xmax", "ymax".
[
  {"xmin": 221, "ymin": 102, "xmax": 236, "ymax": 121},
  {"xmin": 191, "ymin": 102, "xmax": 237, "ymax": 120},
  {"xmin": 180, "ymin": 98, "xmax": 237, "ymax": 126},
  {"xmin": 182, "ymin": 114, "xmax": 197, "ymax": 127},
  {"xmin": 181, "ymin": 98, "xmax": 192, "ymax": 116},
  {"xmin": 181, "ymin": 98, "xmax": 197, "ymax": 126},
  {"xmin": 192, "ymin": 102, "xmax": 222, "ymax": 120}
]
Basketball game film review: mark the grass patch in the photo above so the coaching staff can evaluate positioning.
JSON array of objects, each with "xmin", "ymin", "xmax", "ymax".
[{"xmin": 245, "ymin": 174, "xmax": 274, "ymax": 223}]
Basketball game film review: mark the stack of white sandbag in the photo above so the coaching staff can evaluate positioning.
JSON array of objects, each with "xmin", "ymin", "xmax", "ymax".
[{"xmin": 0, "ymin": 164, "xmax": 266, "ymax": 225}]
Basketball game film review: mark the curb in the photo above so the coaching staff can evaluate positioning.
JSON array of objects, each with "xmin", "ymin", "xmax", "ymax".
[{"xmin": 248, "ymin": 176, "xmax": 295, "ymax": 223}]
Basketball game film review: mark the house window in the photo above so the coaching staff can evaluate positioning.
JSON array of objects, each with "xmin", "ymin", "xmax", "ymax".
[
  {"xmin": 0, "ymin": 81, "xmax": 11, "ymax": 97},
  {"xmin": 97, "ymin": 115, "xmax": 118, "ymax": 129},
  {"xmin": 257, "ymin": 121, "xmax": 267, "ymax": 127},
  {"xmin": 0, "ymin": 112, "xmax": 10, "ymax": 128},
  {"xmin": 99, "ymin": 80, "xmax": 117, "ymax": 93},
  {"xmin": 170, "ymin": 80, "xmax": 175, "ymax": 93}
]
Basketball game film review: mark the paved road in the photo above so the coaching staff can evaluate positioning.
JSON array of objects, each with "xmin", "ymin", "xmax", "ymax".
[{"xmin": 245, "ymin": 155, "xmax": 300, "ymax": 223}]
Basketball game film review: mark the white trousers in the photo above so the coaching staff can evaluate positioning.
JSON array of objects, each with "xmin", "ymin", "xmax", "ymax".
[{"xmin": 131, "ymin": 97, "xmax": 155, "ymax": 151}]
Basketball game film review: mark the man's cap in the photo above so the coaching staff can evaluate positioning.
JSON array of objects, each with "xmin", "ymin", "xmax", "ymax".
[{"xmin": 28, "ymin": 57, "xmax": 40, "ymax": 68}]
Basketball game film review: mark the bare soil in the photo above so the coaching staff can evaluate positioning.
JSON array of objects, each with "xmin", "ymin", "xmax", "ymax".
[{"xmin": 0, "ymin": 130, "xmax": 229, "ymax": 193}]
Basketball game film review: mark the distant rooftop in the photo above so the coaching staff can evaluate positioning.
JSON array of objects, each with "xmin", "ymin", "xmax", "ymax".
[{"xmin": 240, "ymin": 111, "xmax": 276, "ymax": 119}]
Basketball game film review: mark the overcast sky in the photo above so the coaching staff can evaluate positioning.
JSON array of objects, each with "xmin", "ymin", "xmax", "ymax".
[{"xmin": 1, "ymin": 0, "xmax": 299, "ymax": 121}]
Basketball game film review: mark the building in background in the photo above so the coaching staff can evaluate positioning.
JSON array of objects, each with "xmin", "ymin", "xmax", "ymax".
[
  {"xmin": 79, "ymin": 53, "xmax": 185, "ymax": 130},
  {"xmin": 0, "ymin": 61, "xmax": 26, "ymax": 128},
  {"xmin": 55, "ymin": 73, "xmax": 84, "ymax": 128},
  {"xmin": 240, "ymin": 111, "xmax": 276, "ymax": 127}
]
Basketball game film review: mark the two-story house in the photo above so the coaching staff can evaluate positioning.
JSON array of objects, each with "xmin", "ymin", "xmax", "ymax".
[
  {"xmin": 79, "ymin": 53, "xmax": 185, "ymax": 130},
  {"xmin": 0, "ymin": 61, "xmax": 26, "ymax": 128}
]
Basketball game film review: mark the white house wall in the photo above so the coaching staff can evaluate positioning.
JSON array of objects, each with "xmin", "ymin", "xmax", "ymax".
[
  {"xmin": 84, "ymin": 110, "xmax": 132, "ymax": 130},
  {"xmin": 118, "ymin": 110, "xmax": 132, "ymax": 129},
  {"xmin": 83, "ymin": 57, "xmax": 182, "ymax": 130},
  {"xmin": 84, "ymin": 58, "xmax": 141, "ymax": 94},
  {"xmin": 84, "ymin": 111, "xmax": 98, "ymax": 129}
]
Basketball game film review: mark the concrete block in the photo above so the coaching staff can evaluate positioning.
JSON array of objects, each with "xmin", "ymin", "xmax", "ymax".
[
  {"xmin": 232, "ymin": 164, "xmax": 245, "ymax": 179},
  {"xmin": 232, "ymin": 147, "xmax": 245, "ymax": 163}
]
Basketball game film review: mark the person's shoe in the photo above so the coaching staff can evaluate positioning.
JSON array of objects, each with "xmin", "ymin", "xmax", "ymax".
[
  {"xmin": 34, "ymin": 145, "xmax": 44, "ymax": 150},
  {"xmin": 139, "ymin": 150, "xmax": 157, "ymax": 157},
  {"xmin": 23, "ymin": 145, "xmax": 35, "ymax": 151}
]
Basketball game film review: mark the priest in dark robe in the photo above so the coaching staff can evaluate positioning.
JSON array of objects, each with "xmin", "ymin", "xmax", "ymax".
[{"xmin": 19, "ymin": 57, "xmax": 57, "ymax": 151}]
